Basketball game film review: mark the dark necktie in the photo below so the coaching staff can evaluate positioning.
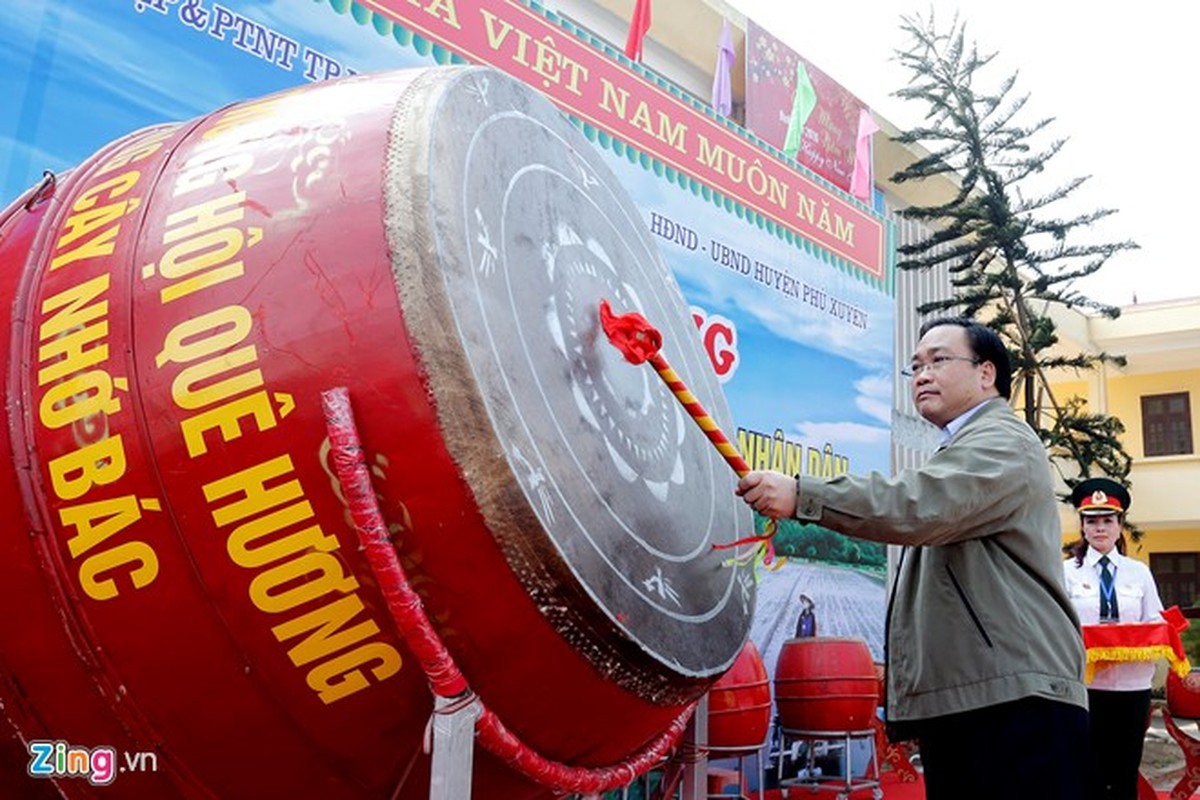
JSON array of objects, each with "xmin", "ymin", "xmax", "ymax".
[{"xmin": 1099, "ymin": 555, "xmax": 1118, "ymax": 621}]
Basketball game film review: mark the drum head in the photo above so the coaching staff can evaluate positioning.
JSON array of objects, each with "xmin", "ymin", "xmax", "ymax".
[{"xmin": 386, "ymin": 67, "xmax": 754, "ymax": 696}]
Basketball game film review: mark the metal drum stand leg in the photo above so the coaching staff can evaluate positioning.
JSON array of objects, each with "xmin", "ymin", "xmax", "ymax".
[
  {"xmin": 776, "ymin": 728, "xmax": 881, "ymax": 800},
  {"xmin": 706, "ymin": 743, "xmax": 765, "ymax": 800}
]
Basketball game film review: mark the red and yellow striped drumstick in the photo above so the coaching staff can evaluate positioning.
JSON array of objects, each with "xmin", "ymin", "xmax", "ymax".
[
  {"xmin": 599, "ymin": 300, "xmax": 780, "ymax": 566},
  {"xmin": 599, "ymin": 299, "xmax": 750, "ymax": 477}
]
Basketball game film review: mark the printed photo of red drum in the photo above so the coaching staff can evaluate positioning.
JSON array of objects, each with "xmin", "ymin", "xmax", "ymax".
[{"xmin": 0, "ymin": 67, "xmax": 755, "ymax": 798}]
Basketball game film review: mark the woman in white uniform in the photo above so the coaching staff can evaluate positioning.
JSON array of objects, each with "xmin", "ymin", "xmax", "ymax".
[{"xmin": 1063, "ymin": 477, "xmax": 1164, "ymax": 800}]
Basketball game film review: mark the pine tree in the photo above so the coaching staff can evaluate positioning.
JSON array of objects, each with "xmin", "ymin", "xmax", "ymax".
[{"xmin": 890, "ymin": 13, "xmax": 1139, "ymax": 519}]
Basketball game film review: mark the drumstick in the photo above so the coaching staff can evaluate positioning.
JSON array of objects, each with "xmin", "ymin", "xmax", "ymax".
[
  {"xmin": 598, "ymin": 300, "xmax": 783, "ymax": 567},
  {"xmin": 598, "ymin": 299, "xmax": 750, "ymax": 477}
]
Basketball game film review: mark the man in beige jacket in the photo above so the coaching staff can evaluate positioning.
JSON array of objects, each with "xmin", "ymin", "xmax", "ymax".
[{"xmin": 737, "ymin": 317, "xmax": 1087, "ymax": 800}]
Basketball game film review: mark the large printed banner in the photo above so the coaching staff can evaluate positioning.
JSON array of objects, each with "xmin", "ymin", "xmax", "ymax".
[
  {"xmin": 744, "ymin": 19, "xmax": 866, "ymax": 195},
  {"xmin": 2, "ymin": 1, "xmax": 885, "ymax": 280},
  {"xmin": 1, "ymin": 0, "xmax": 892, "ymax": 764}
]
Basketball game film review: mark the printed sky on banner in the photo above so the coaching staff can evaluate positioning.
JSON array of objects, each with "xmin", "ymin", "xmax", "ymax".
[
  {"xmin": 604, "ymin": 148, "xmax": 894, "ymax": 478},
  {"xmin": 0, "ymin": 1, "xmax": 423, "ymax": 194}
]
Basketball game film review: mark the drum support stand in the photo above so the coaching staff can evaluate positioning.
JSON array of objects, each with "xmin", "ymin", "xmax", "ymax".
[
  {"xmin": 650, "ymin": 698, "xmax": 709, "ymax": 800},
  {"xmin": 426, "ymin": 694, "xmax": 708, "ymax": 799},
  {"xmin": 682, "ymin": 696, "xmax": 709, "ymax": 800},
  {"xmin": 776, "ymin": 728, "xmax": 882, "ymax": 800},
  {"xmin": 429, "ymin": 693, "xmax": 482, "ymax": 800}
]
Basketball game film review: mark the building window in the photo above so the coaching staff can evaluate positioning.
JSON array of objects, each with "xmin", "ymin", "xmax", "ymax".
[
  {"xmin": 1141, "ymin": 392, "xmax": 1193, "ymax": 456},
  {"xmin": 1150, "ymin": 552, "xmax": 1198, "ymax": 610}
]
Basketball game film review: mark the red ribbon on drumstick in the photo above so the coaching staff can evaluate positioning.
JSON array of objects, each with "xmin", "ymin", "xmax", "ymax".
[{"xmin": 598, "ymin": 299, "xmax": 784, "ymax": 574}]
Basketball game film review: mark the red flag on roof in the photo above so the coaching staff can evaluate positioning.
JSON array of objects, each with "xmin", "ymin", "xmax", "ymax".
[{"xmin": 624, "ymin": 0, "xmax": 652, "ymax": 61}]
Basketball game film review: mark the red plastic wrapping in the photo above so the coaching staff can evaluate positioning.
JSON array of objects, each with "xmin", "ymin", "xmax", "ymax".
[{"xmin": 321, "ymin": 386, "xmax": 694, "ymax": 794}]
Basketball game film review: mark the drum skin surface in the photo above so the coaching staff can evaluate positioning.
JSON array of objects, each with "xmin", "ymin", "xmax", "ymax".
[{"xmin": 0, "ymin": 66, "xmax": 755, "ymax": 798}]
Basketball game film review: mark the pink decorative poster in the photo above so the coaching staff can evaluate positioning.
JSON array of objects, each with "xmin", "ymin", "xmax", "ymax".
[{"xmin": 745, "ymin": 18, "xmax": 866, "ymax": 194}]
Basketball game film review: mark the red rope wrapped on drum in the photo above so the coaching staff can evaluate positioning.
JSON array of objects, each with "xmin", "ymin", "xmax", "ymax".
[
  {"xmin": 322, "ymin": 387, "xmax": 468, "ymax": 698},
  {"xmin": 320, "ymin": 386, "xmax": 692, "ymax": 794}
]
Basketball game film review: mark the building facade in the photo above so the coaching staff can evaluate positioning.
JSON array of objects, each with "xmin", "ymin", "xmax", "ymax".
[{"xmin": 1051, "ymin": 299, "xmax": 1200, "ymax": 611}]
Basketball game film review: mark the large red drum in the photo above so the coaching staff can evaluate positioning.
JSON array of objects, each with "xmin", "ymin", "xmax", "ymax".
[
  {"xmin": 707, "ymin": 640, "xmax": 771, "ymax": 754},
  {"xmin": 0, "ymin": 66, "xmax": 756, "ymax": 798},
  {"xmin": 774, "ymin": 637, "xmax": 878, "ymax": 733}
]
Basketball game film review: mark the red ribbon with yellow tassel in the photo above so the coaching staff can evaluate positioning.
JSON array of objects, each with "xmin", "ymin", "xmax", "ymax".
[{"xmin": 1081, "ymin": 606, "xmax": 1193, "ymax": 684}]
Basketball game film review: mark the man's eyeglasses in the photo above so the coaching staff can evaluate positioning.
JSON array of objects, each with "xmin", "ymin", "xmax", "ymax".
[{"xmin": 901, "ymin": 355, "xmax": 981, "ymax": 379}]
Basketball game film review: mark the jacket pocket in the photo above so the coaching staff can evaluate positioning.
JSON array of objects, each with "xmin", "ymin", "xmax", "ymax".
[
  {"xmin": 946, "ymin": 565, "xmax": 993, "ymax": 648},
  {"xmin": 1116, "ymin": 583, "xmax": 1145, "ymax": 600},
  {"xmin": 1067, "ymin": 577, "xmax": 1099, "ymax": 601}
]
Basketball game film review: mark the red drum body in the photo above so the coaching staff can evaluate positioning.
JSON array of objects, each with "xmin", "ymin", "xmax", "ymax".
[
  {"xmin": 0, "ymin": 67, "xmax": 755, "ymax": 798},
  {"xmin": 1167, "ymin": 669, "xmax": 1200, "ymax": 719},
  {"xmin": 707, "ymin": 640, "xmax": 771, "ymax": 755},
  {"xmin": 774, "ymin": 637, "xmax": 879, "ymax": 733}
]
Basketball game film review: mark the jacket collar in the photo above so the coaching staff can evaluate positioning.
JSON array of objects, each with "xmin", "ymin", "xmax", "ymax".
[{"xmin": 938, "ymin": 396, "xmax": 1006, "ymax": 448}]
